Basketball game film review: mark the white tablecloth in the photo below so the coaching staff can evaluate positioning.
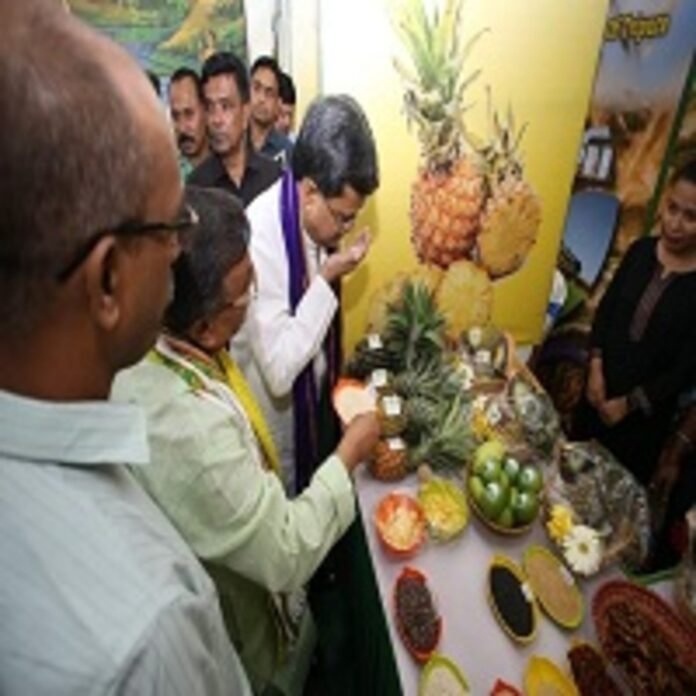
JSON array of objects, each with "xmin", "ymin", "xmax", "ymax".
[{"xmin": 355, "ymin": 467, "xmax": 670, "ymax": 695}]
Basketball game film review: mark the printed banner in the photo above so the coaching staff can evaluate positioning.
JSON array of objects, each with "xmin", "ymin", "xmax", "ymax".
[{"xmin": 319, "ymin": 0, "xmax": 609, "ymax": 350}]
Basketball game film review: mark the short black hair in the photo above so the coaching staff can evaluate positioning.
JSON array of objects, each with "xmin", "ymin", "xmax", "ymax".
[
  {"xmin": 278, "ymin": 71, "xmax": 296, "ymax": 105},
  {"xmin": 292, "ymin": 95, "xmax": 379, "ymax": 198},
  {"xmin": 670, "ymin": 158, "xmax": 696, "ymax": 187},
  {"xmin": 165, "ymin": 186, "xmax": 250, "ymax": 335},
  {"xmin": 250, "ymin": 55, "xmax": 282, "ymax": 93},
  {"xmin": 169, "ymin": 66, "xmax": 203, "ymax": 102},
  {"xmin": 201, "ymin": 51, "xmax": 249, "ymax": 103},
  {"xmin": 0, "ymin": 2, "xmax": 152, "ymax": 337}
]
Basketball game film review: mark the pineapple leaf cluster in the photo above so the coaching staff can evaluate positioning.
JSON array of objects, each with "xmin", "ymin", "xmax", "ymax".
[
  {"xmin": 394, "ymin": 0, "xmax": 486, "ymax": 170},
  {"xmin": 408, "ymin": 395, "xmax": 475, "ymax": 471},
  {"xmin": 385, "ymin": 280, "xmax": 445, "ymax": 372}
]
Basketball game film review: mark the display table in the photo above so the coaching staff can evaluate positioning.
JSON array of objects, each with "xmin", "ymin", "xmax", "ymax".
[{"xmin": 353, "ymin": 467, "xmax": 672, "ymax": 695}]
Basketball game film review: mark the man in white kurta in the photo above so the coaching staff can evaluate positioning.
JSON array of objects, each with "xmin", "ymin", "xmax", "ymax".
[{"xmin": 234, "ymin": 95, "xmax": 380, "ymax": 493}]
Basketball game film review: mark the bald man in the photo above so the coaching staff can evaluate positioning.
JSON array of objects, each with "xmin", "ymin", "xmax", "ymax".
[{"xmin": 0, "ymin": 2, "xmax": 249, "ymax": 694}]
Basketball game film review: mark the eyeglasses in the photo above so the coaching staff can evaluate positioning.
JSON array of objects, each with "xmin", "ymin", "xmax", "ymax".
[
  {"xmin": 217, "ymin": 276, "xmax": 258, "ymax": 313},
  {"xmin": 322, "ymin": 195, "xmax": 358, "ymax": 231},
  {"xmin": 55, "ymin": 204, "xmax": 199, "ymax": 282}
]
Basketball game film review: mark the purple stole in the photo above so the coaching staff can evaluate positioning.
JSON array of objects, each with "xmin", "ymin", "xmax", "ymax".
[{"xmin": 280, "ymin": 170, "xmax": 342, "ymax": 493}]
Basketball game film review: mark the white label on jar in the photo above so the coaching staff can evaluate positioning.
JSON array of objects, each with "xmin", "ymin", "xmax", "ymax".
[{"xmin": 382, "ymin": 395, "xmax": 402, "ymax": 417}]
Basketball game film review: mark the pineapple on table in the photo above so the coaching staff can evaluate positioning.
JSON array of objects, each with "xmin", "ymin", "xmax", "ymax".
[
  {"xmin": 385, "ymin": 280, "xmax": 446, "ymax": 372},
  {"xmin": 371, "ymin": 438, "xmax": 409, "ymax": 481},
  {"xmin": 366, "ymin": 266, "xmax": 443, "ymax": 333},
  {"xmin": 394, "ymin": 0, "xmax": 486, "ymax": 269}
]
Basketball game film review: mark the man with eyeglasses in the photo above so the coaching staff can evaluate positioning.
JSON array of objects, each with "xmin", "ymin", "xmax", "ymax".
[
  {"xmin": 0, "ymin": 3, "xmax": 249, "ymax": 694},
  {"xmin": 238, "ymin": 94, "xmax": 378, "ymax": 495},
  {"xmin": 113, "ymin": 186, "xmax": 379, "ymax": 695},
  {"xmin": 189, "ymin": 51, "xmax": 281, "ymax": 207}
]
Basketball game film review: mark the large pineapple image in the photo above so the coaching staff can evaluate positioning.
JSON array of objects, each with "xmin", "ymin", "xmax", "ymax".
[
  {"xmin": 394, "ymin": 0, "xmax": 486, "ymax": 268},
  {"xmin": 476, "ymin": 102, "xmax": 542, "ymax": 278},
  {"xmin": 394, "ymin": 0, "xmax": 542, "ymax": 280}
]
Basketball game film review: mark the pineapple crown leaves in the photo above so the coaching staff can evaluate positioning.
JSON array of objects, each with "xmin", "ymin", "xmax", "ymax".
[
  {"xmin": 385, "ymin": 280, "xmax": 446, "ymax": 371},
  {"xmin": 469, "ymin": 87, "xmax": 529, "ymax": 185},
  {"xmin": 392, "ymin": 0, "xmax": 488, "ymax": 168},
  {"xmin": 411, "ymin": 394, "xmax": 475, "ymax": 469}
]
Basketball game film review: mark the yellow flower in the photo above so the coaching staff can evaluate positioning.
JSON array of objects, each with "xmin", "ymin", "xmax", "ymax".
[{"xmin": 546, "ymin": 505, "xmax": 574, "ymax": 543}]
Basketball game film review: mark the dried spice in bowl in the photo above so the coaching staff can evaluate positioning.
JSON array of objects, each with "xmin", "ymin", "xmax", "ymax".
[{"xmin": 394, "ymin": 566, "xmax": 442, "ymax": 661}]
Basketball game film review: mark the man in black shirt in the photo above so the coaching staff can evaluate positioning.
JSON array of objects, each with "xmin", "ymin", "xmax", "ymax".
[{"xmin": 189, "ymin": 52, "xmax": 280, "ymax": 207}]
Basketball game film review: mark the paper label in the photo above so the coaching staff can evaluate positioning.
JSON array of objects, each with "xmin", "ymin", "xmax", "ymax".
[
  {"xmin": 367, "ymin": 333, "xmax": 383, "ymax": 350},
  {"xmin": 468, "ymin": 327, "xmax": 483, "ymax": 348},
  {"xmin": 387, "ymin": 437, "xmax": 406, "ymax": 451},
  {"xmin": 383, "ymin": 395, "xmax": 402, "ymax": 417},
  {"xmin": 475, "ymin": 349, "xmax": 492, "ymax": 366},
  {"xmin": 370, "ymin": 369, "xmax": 388, "ymax": 388},
  {"xmin": 487, "ymin": 403, "xmax": 502, "ymax": 426}
]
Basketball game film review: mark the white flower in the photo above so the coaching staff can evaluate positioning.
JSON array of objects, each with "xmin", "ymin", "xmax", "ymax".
[{"xmin": 562, "ymin": 524, "xmax": 602, "ymax": 576}]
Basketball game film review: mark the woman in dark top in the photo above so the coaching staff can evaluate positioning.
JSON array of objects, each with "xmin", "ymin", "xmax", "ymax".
[{"xmin": 576, "ymin": 159, "xmax": 696, "ymax": 567}]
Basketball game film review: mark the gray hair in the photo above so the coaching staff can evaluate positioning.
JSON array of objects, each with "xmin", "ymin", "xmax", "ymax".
[
  {"xmin": 164, "ymin": 186, "xmax": 250, "ymax": 335},
  {"xmin": 291, "ymin": 94, "xmax": 379, "ymax": 197}
]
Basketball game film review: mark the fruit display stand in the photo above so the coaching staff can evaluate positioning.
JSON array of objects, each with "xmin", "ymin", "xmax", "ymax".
[{"xmin": 352, "ymin": 466, "xmax": 675, "ymax": 695}]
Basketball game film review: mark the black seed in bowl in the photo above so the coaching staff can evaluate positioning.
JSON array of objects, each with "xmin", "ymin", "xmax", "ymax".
[{"xmin": 489, "ymin": 564, "xmax": 534, "ymax": 639}]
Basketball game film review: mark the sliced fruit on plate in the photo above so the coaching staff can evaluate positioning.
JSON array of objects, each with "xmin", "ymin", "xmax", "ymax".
[
  {"xmin": 394, "ymin": 566, "xmax": 442, "ymax": 662},
  {"xmin": 523, "ymin": 545, "xmax": 583, "ymax": 629},
  {"xmin": 418, "ymin": 474, "xmax": 469, "ymax": 541},
  {"xmin": 487, "ymin": 555, "xmax": 538, "ymax": 644},
  {"xmin": 490, "ymin": 678, "xmax": 522, "ymax": 696},
  {"xmin": 524, "ymin": 655, "xmax": 578, "ymax": 696},
  {"xmin": 420, "ymin": 654, "xmax": 470, "ymax": 696},
  {"xmin": 374, "ymin": 492, "xmax": 426, "ymax": 557},
  {"xmin": 332, "ymin": 378, "xmax": 376, "ymax": 424}
]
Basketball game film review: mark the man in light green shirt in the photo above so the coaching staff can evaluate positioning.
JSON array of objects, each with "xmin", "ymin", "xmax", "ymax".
[{"xmin": 113, "ymin": 186, "xmax": 379, "ymax": 694}]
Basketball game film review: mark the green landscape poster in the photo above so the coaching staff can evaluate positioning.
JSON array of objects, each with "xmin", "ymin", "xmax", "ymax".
[{"xmin": 69, "ymin": 0, "xmax": 247, "ymax": 82}]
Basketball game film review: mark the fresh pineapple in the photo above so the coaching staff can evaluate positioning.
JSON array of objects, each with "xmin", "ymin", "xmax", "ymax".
[
  {"xmin": 408, "ymin": 396, "xmax": 476, "ymax": 471},
  {"xmin": 476, "ymin": 102, "xmax": 542, "ymax": 278},
  {"xmin": 394, "ymin": 0, "xmax": 486, "ymax": 268},
  {"xmin": 403, "ymin": 396, "xmax": 443, "ymax": 446},
  {"xmin": 386, "ymin": 280, "xmax": 446, "ymax": 371},
  {"xmin": 366, "ymin": 266, "xmax": 443, "ymax": 333},
  {"xmin": 370, "ymin": 438, "xmax": 409, "ymax": 481},
  {"xmin": 435, "ymin": 259, "xmax": 493, "ymax": 338}
]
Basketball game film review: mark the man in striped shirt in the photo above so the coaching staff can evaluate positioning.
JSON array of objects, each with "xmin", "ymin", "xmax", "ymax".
[{"xmin": 0, "ymin": 2, "xmax": 249, "ymax": 694}]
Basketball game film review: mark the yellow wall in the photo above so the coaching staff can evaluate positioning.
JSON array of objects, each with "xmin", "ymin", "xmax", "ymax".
[{"xmin": 314, "ymin": 0, "xmax": 609, "ymax": 350}]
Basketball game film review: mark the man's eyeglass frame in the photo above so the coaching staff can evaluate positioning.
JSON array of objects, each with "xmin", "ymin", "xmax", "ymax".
[{"xmin": 55, "ymin": 204, "xmax": 199, "ymax": 282}]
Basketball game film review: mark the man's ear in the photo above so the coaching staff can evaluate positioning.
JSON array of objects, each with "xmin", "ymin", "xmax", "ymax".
[
  {"xmin": 83, "ymin": 236, "xmax": 122, "ymax": 332},
  {"xmin": 188, "ymin": 317, "xmax": 217, "ymax": 352}
]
